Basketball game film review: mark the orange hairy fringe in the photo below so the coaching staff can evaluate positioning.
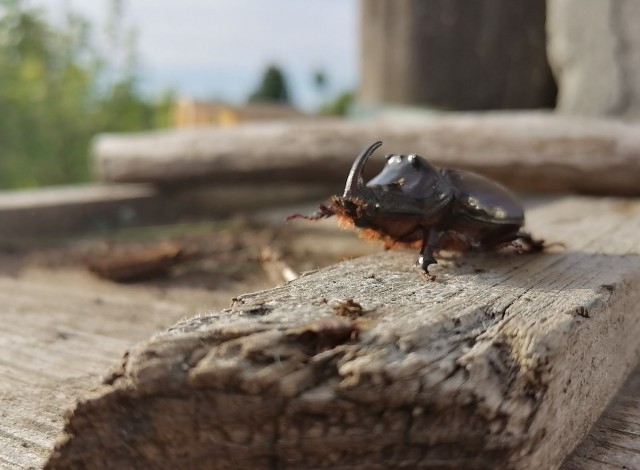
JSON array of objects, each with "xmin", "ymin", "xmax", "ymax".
[{"xmin": 335, "ymin": 212, "xmax": 422, "ymax": 251}]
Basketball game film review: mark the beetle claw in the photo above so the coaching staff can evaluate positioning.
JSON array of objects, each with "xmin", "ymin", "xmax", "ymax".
[
  {"xmin": 417, "ymin": 255, "xmax": 437, "ymax": 281},
  {"xmin": 421, "ymin": 271, "xmax": 437, "ymax": 282},
  {"xmin": 513, "ymin": 232, "xmax": 546, "ymax": 253}
]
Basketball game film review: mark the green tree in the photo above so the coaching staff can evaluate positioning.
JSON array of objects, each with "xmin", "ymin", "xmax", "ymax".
[
  {"xmin": 313, "ymin": 70, "xmax": 327, "ymax": 91},
  {"xmin": 0, "ymin": 0, "xmax": 173, "ymax": 189},
  {"xmin": 248, "ymin": 65, "xmax": 290, "ymax": 104},
  {"xmin": 318, "ymin": 91, "xmax": 354, "ymax": 116}
]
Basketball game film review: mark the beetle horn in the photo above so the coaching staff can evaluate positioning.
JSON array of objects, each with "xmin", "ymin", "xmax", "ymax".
[{"xmin": 343, "ymin": 141, "xmax": 382, "ymax": 197}]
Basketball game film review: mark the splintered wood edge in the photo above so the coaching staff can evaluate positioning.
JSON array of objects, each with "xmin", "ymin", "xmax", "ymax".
[{"xmin": 46, "ymin": 197, "xmax": 640, "ymax": 469}]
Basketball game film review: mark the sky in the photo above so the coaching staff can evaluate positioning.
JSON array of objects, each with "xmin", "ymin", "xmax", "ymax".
[{"xmin": 30, "ymin": 0, "xmax": 359, "ymax": 110}]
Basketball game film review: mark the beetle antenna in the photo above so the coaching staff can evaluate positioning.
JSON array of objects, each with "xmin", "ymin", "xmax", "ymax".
[
  {"xmin": 286, "ymin": 204, "xmax": 335, "ymax": 221},
  {"xmin": 343, "ymin": 141, "xmax": 382, "ymax": 197}
]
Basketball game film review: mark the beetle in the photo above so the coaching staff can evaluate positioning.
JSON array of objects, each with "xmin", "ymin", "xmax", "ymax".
[{"xmin": 288, "ymin": 141, "xmax": 544, "ymax": 280}]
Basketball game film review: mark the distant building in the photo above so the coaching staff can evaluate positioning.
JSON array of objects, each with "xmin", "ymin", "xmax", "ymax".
[{"xmin": 172, "ymin": 99, "xmax": 305, "ymax": 128}]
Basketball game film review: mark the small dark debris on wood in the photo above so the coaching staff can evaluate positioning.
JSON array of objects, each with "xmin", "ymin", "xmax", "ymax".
[
  {"xmin": 237, "ymin": 302, "xmax": 274, "ymax": 316},
  {"xmin": 575, "ymin": 306, "xmax": 590, "ymax": 318},
  {"xmin": 332, "ymin": 298, "xmax": 365, "ymax": 318},
  {"xmin": 86, "ymin": 241, "xmax": 192, "ymax": 282}
]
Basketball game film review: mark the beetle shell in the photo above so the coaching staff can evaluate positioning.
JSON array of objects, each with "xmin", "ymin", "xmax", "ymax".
[{"xmin": 439, "ymin": 169, "xmax": 526, "ymax": 249}]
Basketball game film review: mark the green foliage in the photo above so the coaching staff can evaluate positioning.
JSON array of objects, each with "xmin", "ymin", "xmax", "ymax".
[
  {"xmin": 248, "ymin": 65, "xmax": 290, "ymax": 104},
  {"xmin": 318, "ymin": 91, "xmax": 354, "ymax": 116},
  {"xmin": 0, "ymin": 0, "xmax": 173, "ymax": 189},
  {"xmin": 312, "ymin": 70, "xmax": 327, "ymax": 91}
]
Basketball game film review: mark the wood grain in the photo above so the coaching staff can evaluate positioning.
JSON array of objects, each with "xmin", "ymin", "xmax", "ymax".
[
  {"xmin": 562, "ymin": 365, "xmax": 640, "ymax": 469},
  {"xmin": 0, "ymin": 183, "xmax": 333, "ymax": 238},
  {"xmin": 45, "ymin": 197, "xmax": 640, "ymax": 469},
  {"xmin": 0, "ymin": 269, "xmax": 248, "ymax": 469},
  {"xmin": 93, "ymin": 113, "xmax": 640, "ymax": 195}
]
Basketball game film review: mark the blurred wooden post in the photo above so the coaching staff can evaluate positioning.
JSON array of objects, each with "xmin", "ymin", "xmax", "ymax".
[
  {"xmin": 547, "ymin": 0, "xmax": 640, "ymax": 118},
  {"xmin": 358, "ymin": 0, "xmax": 556, "ymax": 110}
]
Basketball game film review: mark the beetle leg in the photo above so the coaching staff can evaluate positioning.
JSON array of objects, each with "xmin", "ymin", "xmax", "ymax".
[
  {"xmin": 513, "ymin": 231, "xmax": 545, "ymax": 253},
  {"xmin": 417, "ymin": 230, "xmax": 441, "ymax": 280}
]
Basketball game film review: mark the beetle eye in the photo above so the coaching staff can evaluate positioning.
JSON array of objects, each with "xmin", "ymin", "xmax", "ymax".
[
  {"xmin": 408, "ymin": 154, "xmax": 420, "ymax": 168},
  {"xmin": 385, "ymin": 154, "xmax": 402, "ymax": 164},
  {"xmin": 385, "ymin": 154, "xmax": 393, "ymax": 161}
]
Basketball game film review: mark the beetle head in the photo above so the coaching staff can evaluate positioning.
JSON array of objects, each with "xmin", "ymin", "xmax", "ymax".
[
  {"xmin": 287, "ymin": 141, "xmax": 452, "ymax": 225},
  {"xmin": 339, "ymin": 141, "xmax": 453, "ymax": 223}
]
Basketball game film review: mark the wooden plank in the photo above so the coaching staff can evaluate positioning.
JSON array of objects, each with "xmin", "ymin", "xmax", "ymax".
[
  {"xmin": 45, "ymin": 196, "xmax": 640, "ymax": 469},
  {"xmin": 562, "ymin": 365, "xmax": 640, "ymax": 469},
  {"xmin": 0, "ymin": 183, "xmax": 161, "ymax": 238},
  {"xmin": 0, "ymin": 183, "xmax": 332, "ymax": 238},
  {"xmin": 0, "ymin": 268, "xmax": 253, "ymax": 469},
  {"xmin": 93, "ymin": 113, "xmax": 640, "ymax": 195}
]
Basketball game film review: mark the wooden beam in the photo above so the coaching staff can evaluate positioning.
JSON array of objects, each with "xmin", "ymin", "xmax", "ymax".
[
  {"xmin": 0, "ymin": 275, "xmax": 198, "ymax": 468},
  {"xmin": 0, "ymin": 183, "xmax": 332, "ymax": 238},
  {"xmin": 46, "ymin": 197, "xmax": 640, "ymax": 469},
  {"xmin": 92, "ymin": 113, "xmax": 640, "ymax": 195},
  {"xmin": 0, "ymin": 183, "xmax": 160, "ymax": 238},
  {"xmin": 563, "ymin": 366, "xmax": 640, "ymax": 469},
  {"xmin": 0, "ymin": 249, "xmax": 272, "ymax": 469}
]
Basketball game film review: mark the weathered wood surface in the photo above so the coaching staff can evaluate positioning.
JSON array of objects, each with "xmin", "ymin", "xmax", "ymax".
[
  {"xmin": 45, "ymin": 197, "xmax": 640, "ymax": 469},
  {"xmin": 93, "ymin": 113, "xmax": 640, "ymax": 195},
  {"xmin": 563, "ymin": 365, "xmax": 640, "ymax": 469},
  {"xmin": 0, "ymin": 183, "xmax": 332, "ymax": 238},
  {"xmin": 0, "ymin": 183, "xmax": 160, "ymax": 238},
  {"xmin": 0, "ymin": 266, "xmax": 261, "ymax": 469}
]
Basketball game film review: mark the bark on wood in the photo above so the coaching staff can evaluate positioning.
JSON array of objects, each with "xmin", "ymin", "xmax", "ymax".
[
  {"xmin": 359, "ymin": 0, "xmax": 556, "ymax": 109},
  {"xmin": 46, "ymin": 197, "xmax": 640, "ymax": 469},
  {"xmin": 93, "ymin": 113, "xmax": 640, "ymax": 196}
]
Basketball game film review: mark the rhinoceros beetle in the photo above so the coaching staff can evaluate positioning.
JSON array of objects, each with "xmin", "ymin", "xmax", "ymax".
[{"xmin": 288, "ymin": 141, "xmax": 544, "ymax": 280}]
